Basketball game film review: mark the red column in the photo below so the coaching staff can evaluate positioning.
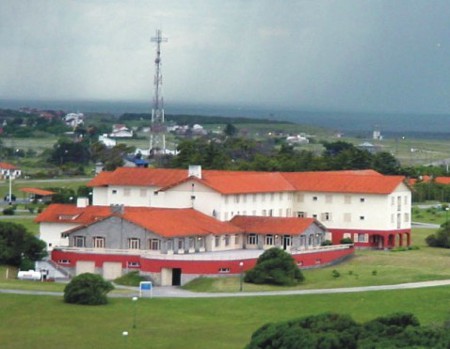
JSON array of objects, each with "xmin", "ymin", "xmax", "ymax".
[{"xmin": 398, "ymin": 234, "xmax": 403, "ymax": 247}]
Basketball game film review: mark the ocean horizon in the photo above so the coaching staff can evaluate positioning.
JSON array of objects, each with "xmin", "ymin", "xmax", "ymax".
[{"xmin": 1, "ymin": 98, "xmax": 450, "ymax": 140}]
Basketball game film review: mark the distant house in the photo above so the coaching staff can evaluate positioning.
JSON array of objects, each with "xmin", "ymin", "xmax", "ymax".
[
  {"xmin": 0, "ymin": 162, "xmax": 21, "ymax": 179},
  {"xmin": 286, "ymin": 134, "xmax": 309, "ymax": 144},
  {"xmin": 20, "ymin": 187, "xmax": 55, "ymax": 203},
  {"xmin": 98, "ymin": 134, "xmax": 117, "ymax": 148},
  {"xmin": 110, "ymin": 124, "xmax": 133, "ymax": 138},
  {"xmin": 64, "ymin": 113, "xmax": 84, "ymax": 129}
]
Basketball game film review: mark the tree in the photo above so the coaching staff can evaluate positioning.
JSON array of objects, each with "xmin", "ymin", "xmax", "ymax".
[
  {"xmin": 244, "ymin": 247, "xmax": 304, "ymax": 286},
  {"xmin": 426, "ymin": 221, "xmax": 450, "ymax": 248},
  {"xmin": 245, "ymin": 312, "xmax": 450, "ymax": 349},
  {"xmin": 223, "ymin": 123, "xmax": 238, "ymax": 137},
  {"xmin": 0, "ymin": 222, "xmax": 47, "ymax": 269},
  {"xmin": 64, "ymin": 273, "xmax": 114, "ymax": 305}
]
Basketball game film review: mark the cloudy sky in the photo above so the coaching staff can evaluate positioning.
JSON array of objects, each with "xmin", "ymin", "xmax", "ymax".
[{"xmin": 1, "ymin": 0, "xmax": 450, "ymax": 114}]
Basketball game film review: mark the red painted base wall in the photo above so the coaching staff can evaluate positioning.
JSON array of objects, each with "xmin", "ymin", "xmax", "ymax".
[{"xmin": 52, "ymin": 246, "xmax": 354, "ymax": 276}]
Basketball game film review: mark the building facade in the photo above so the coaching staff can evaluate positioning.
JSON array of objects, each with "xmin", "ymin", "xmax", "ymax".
[{"xmin": 36, "ymin": 166, "xmax": 411, "ymax": 284}]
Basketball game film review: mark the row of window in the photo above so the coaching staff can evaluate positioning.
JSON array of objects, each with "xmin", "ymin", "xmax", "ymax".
[
  {"xmin": 73, "ymin": 236, "xmax": 162, "ymax": 250},
  {"xmin": 223, "ymin": 208, "xmax": 292, "ymax": 220},
  {"xmin": 224, "ymin": 192, "xmax": 292, "ymax": 205}
]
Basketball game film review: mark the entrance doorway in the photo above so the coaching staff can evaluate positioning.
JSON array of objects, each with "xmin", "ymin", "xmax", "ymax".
[{"xmin": 172, "ymin": 268, "xmax": 181, "ymax": 286}]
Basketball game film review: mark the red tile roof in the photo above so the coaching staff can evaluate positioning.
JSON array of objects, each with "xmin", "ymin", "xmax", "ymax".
[
  {"xmin": 230, "ymin": 216, "xmax": 321, "ymax": 235},
  {"xmin": 0, "ymin": 162, "xmax": 17, "ymax": 170},
  {"xmin": 36, "ymin": 204, "xmax": 242, "ymax": 238},
  {"xmin": 87, "ymin": 167, "xmax": 406, "ymax": 195},
  {"xmin": 20, "ymin": 187, "xmax": 56, "ymax": 196},
  {"xmin": 87, "ymin": 168, "xmax": 187, "ymax": 187},
  {"xmin": 281, "ymin": 171, "xmax": 406, "ymax": 194},
  {"xmin": 35, "ymin": 204, "xmax": 112, "ymax": 224}
]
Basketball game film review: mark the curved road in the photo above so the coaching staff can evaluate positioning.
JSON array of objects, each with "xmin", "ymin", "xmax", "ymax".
[{"xmin": 2, "ymin": 279, "xmax": 450, "ymax": 298}]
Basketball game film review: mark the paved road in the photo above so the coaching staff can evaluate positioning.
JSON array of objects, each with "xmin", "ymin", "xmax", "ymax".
[{"xmin": 2, "ymin": 279, "xmax": 450, "ymax": 299}]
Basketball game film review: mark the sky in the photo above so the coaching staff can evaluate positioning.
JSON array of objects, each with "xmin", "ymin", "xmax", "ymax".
[{"xmin": 2, "ymin": 0, "xmax": 450, "ymax": 114}]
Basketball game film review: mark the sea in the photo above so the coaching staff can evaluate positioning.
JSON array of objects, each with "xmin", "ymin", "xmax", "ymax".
[{"xmin": 1, "ymin": 98, "xmax": 450, "ymax": 140}]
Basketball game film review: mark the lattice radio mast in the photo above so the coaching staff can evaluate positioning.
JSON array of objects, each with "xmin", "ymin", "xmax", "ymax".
[{"xmin": 150, "ymin": 29, "xmax": 168, "ymax": 154}]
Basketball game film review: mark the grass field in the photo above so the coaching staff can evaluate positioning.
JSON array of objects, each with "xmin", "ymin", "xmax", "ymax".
[
  {"xmin": 1, "ymin": 212, "xmax": 450, "ymax": 348},
  {"xmin": 1, "ymin": 287, "xmax": 450, "ymax": 349}
]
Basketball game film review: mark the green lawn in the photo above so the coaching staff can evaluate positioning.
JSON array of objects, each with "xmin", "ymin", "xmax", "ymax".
[
  {"xmin": 1, "ymin": 216, "xmax": 450, "ymax": 348},
  {"xmin": 1, "ymin": 287, "xmax": 450, "ymax": 349}
]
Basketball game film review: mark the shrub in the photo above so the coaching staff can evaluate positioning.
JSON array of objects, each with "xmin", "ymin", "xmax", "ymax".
[
  {"xmin": 3, "ymin": 207, "xmax": 15, "ymax": 215},
  {"xmin": 332, "ymin": 269, "xmax": 340, "ymax": 278},
  {"xmin": 64, "ymin": 273, "xmax": 114, "ymax": 305},
  {"xmin": 340, "ymin": 237, "xmax": 353, "ymax": 244},
  {"xmin": 244, "ymin": 248, "xmax": 304, "ymax": 286},
  {"xmin": 321, "ymin": 240, "xmax": 332, "ymax": 246},
  {"xmin": 114, "ymin": 271, "xmax": 146, "ymax": 287}
]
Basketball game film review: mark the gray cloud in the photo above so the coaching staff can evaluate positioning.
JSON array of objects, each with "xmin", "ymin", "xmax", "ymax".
[{"xmin": 1, "ymin": 0, "xmax": 450, "ymax": 114}]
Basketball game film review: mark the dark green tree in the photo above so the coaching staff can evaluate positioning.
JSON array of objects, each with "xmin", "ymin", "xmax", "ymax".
[
  {"xmin": 244, "ymin": 247, "xmax": 304, "ymax": 286},
  {"xmin": 64, "ymin": 273, "xmax": 114, "ymax": 305},
  {"xmin": 426, "ymin": 221, "xmax": 450, "ymax": 248},
  {"xmin": 371, "ymin": 151, "xmax": 402, "ymax": 175},
  {"xmin": 223, "ymin": 123, "xmax": 238, "ymax": 137},
  {"xmin": 0, "ymin": 222, "xmax": 47, "ymax": 268}
]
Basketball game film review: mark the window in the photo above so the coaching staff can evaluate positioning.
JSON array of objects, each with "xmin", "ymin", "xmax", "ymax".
[
  {"xmin": 198, "ymin": 237, "xmax": 205, "ymax": 249},
  {"xmin": 178, "ymin": 239, "xmax": 184, "ymax": 250},
  {"xmin": 128, "ymin": 262, "xmax": 140, "ymax": 268},
  {"xmin": 360, "ymin": 197, "xmax": 365, "ymax": 203},
  {"xmin": 312, "ymin": 214, "xmax": 317, "ymax": 219},
  {"xmin": 344, "ymin": 195, "xmax": 351, "ymax": 204},
  {"xmin": 279, "ymin": 208, "xmax": 283, "ymax": 217},
  {"xmin": 279, "ymin": 192, "xmax": 284, "ymax": 200},
  {"xmin": 344, "ymin": 213, "xmax": 351, "ymax": 222},
  {"xmin": 235, "ymin": 194, "xmax": 240, "ymax": 203},
  {"xmin": 253, "ymin": 194, "xmax": 257, "ymax": 202},
  {"xmin": 269, "ymin": 209, "xmax": 273, "ymax": 217},
  {"xmin": 297, "ymin": 211, "xmax": 306, "ymax": 218},
  {"xmin": 297, "ymin": 193, "xmax": 304, "ymax": 202},
  {"xmin": 321, "ymin": 212, "xmax": 332, "ymax": 221},
  {"xmin": 358, "ymin": 234, "xmax": 366, "ymax": 242},
  {"xmin": 262, "ymin": 209, "xmax": 267, "ymax": 216},
  {"xmin": 128, "ymin": 238, "xmax": 140, "ymax": 249},
  {"xmin": 224, "ymin": 196, "xmax": 229, "ymax": 204},
  {"xmin": 391, "ymin": 197, "xmax": 395, "ymax": 205},
  {"xmin": 313, "ymin": 196, "xmax": 318, "ymax": 201},
  {"xmin": 359, "ymin": 216, "xmax": 365, "ymax": 221},
  {"xmin": 262, "ymin": 194, "xmax": 266, "ymax": 202},
  {"xmin": 112, "ymin": 189, "xmax": 117, "ymax": 195},
  {"xmin": 189, "ymin": 237, "xmax": 195, "ymax": 249},
  {"xmin": 74, "ymin": 236, "xmax": 85, "ymax": 248},
  {"xmin": 93, "ymin": 237, "xmax": 105, "ymax": 248},
  {"xmin": 404, "ymin": 195, "xmax": 408, "ymax": 205},
  {"xmin": 243, "ymin": 195, "xmax": 247, "ymax": 203},
  {"xmin": 265, "ymin": 234, "xmax": 274, "ymax": 245},
  {"xmin": 149, "ymin": 239, "xmax": 160, "ymax": 250},
  {"xmin": 404, "ymin": 213, "xmax": 409, "ymax": 222},
  {"xmin": 224, "ymin": 235, "xmax": 230, "ymax": 246},
  {"xmin": 234, "ymin": 234, "xmax": 240, "ymax": 245},
  {"xmin": 215, "ymin": 236, "xmax": 220, "ymax": 247},
  {"xmin": 166, "ymin": 239, "xmax": 173, "ymax": 251},
  {"xmin": 124, "ymin": 188, "xmax": 131, "ymax": 196},
  {"xmin": 140, "ymin": 189, "xmax": 147, "ymax": 197},
  {"xmin": 325, "ymin": 195, "xmax": 332, "ymax": 203},
  {"xmin": 218, "ymin": 268, "xmax": 230, "ymax": 273},
  {"xmin": 270, "ymin": 193, "xmax": 275, "ymax": 201},
  {"xmin": 58, "ymin": 259, "xmax": 70, "ymax": 264},
  {"xmin": 247, "ymin": 234, "xmax": 257, "ymax": 245}
]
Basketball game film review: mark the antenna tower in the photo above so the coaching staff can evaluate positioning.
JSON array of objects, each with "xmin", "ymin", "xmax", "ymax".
[{"xmin": 150, "ymin": 29, "xmax": 168, "ymax": 154}]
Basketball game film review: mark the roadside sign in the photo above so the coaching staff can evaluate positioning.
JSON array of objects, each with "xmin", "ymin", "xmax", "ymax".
[{"xmin": 139, "ymin": 281, "xmax": 153, "ymax": 298}]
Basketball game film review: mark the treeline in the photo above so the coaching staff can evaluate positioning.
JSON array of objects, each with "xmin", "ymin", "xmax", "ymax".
[
  {"xmin": 168, "ymin": 138, "xmax": 404, "ymax": 175},
  {"xmin": 245, "ymin": 312, "xmax": 450, "ymax": 349},
  {"xmin": 119, "ymin": 113, "xmax": 290, "ymax": 125}
]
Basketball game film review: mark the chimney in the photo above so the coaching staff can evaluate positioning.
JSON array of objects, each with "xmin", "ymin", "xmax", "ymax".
[
  {"xmin": 188, "ymin": 165, "xmax": 202, "ymax": 179},
  {"xmin": 110, "ymin": 204, "xmax": 125, "ymax": 215},
  {"xmin": 77, "ymin": 198, "xmax": 89, "ymax": 208}
]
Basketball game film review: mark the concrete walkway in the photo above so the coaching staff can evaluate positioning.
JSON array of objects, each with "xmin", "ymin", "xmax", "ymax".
[{"xmin": 2, "ymin": 279, "xmax": 450, "ymax": 299}]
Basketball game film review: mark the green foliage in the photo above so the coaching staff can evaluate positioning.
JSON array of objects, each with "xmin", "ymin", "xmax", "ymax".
[
  {"xmin": 426, "ymin": 221, "xmax": 450, "ymax": 248},
  {"xmin": 49, "ymin": 139, "xmax": 91, "ymax": 166},
  {"xmin": 340, "ymin": 237, "xmax": 353, "ymax": 244},
  {"xmin": 114, "ymin": 271, "xmax": 146, "ymax": 287},
  {"xmin": 244, "ymin": 248, "xmax": 304, "ymax": 286},
  {"xmin": 0, "ymin": 222, "xmax": 47, "ymax": 267},
  {"xmin": 2, "ymin": 207, "xmax": 15, "ymax": 215},
  {"xmin": 64, "ymin": 273, "xmax": 114, "ymax": 305},
  {"xmin": 331, "ymin": 269, "xmax": 340, "ymax": 278},
  {"xmin": 223, "ymin": 123, "xmax": 238, "ymax": 137},
  {"xmin": 321, "ymin": 239, "xmax": 332, "ymax": 246},
  {"xmin": 245, "ymin": 312, "xmax": 450, "ymax": 349}
]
